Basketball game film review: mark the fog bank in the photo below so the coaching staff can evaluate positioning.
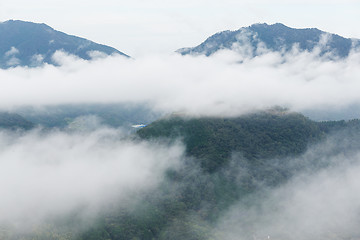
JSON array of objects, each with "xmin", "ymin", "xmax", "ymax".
[{"xmin": 0, "ymin": 48, "xmax": 360, "ymax": 118}]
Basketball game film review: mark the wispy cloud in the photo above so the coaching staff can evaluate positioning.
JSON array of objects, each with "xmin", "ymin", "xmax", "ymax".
[{"xmin": 214, "ymin": 149, "xmax": 360, "ymax": 240}]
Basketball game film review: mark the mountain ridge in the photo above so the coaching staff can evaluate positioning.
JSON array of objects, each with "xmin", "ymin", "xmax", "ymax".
[
  {"xmin": 177, "ymin": 23, "xmax": 360, "ymax": 58},
  {"xmin": 0, "ymin": 112, "xmax": 34, "ymax": 130},
  {"xmin": 0, "ymin": 20, "xmax": 129, "ymax": 68}
]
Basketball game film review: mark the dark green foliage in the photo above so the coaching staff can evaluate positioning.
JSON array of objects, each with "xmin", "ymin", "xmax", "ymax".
[
  {"xmin": 74, "ymin": 111, "xmax": 332, "ymax": 240},
  {"xmin": 4, "ymin": 111, "xmax": 360, "ymax": 239},
  {"xmin": 138, "ymin": 111, "xmax": 324, "ymax": 172}
]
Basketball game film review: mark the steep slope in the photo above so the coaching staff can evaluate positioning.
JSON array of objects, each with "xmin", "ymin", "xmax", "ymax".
[
  {"xmin": 0, "ymin": 20, "xmax": 129, "ymax": 68},
  {"xmin": 0, "ymin": 112, "xmax": 34, "ymax": 130},
  {"xmin": 177, "ymin": 23, "xmax": 360, "ymax": 57}
]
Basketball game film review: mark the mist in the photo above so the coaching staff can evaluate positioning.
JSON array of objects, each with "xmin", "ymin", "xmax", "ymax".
[
  {"xmin": 1, "ymin": 39, "xmax": 360, "ymax": 239},
  {"xmin": 0, "ymin": 45, "xmax": 360, "ymax": 118},
  {"xmin": 0, "ymin": 124, "xmax": 184, "ymax": 231},
  {"xmin": 212, "ymin": 130, "xmax": 360, "ymax": 240}
]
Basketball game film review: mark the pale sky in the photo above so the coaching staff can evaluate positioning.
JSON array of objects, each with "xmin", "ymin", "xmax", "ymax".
[{"xmin": 0, "ymin": 0, "xmax": 360, "ymax": 57}]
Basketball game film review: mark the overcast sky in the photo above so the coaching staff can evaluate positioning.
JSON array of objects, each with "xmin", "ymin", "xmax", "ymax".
[{"xmin": 1, "ymin": 0, "xmax": 360, "ymax": 57}]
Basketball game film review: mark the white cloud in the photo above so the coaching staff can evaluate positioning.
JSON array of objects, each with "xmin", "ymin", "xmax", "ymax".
[
  {"xmin": 87, "ymin": 50, "xmax": 108, "ymax": 60},
  {"xmin": 0, "ymin": 126, "xmax": 184, "ymax": 228},
  {"xmin": 30, "ymin": 54, "xmax": 44, "ymax": 65},
  {"xmin": 6, "ymin": 56, "xmax": 20, "ymax": 66},
  {"xmin": 0, "ymin": 48, "xmax": 360, "ymax": 117},
  {"xmin": 4, "ymin": 47, "xmax": 21, "ymax": 66},
  {"xmin": 215, "ymin": 151, "xmax": 360, "ymax": 240},
  {"xmin": 4, "ymin": 46, "xmax": 19, "ymax": 57}
]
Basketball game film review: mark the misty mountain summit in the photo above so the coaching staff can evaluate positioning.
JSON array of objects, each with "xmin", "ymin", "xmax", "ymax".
[
  {"xmin": 0, "ymin": 112, "xmax": 34, "ymax": 130},
  {"xmin": 177, "ymin": 23, "xmax": 360, "ymax": 58},
  {"xmin": 0, "ymin": 20, "xmax": 129, "ymax": 68}
]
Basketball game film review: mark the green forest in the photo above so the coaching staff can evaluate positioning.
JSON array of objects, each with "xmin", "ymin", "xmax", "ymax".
[{"xmin": 1, "ymin": 110, "xmax": 359, "ymax": 240}]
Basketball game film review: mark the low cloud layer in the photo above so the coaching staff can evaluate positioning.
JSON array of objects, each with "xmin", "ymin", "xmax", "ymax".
[
  {"xmin": 0, "ymin": 47, "xmax": 360, "ymax": 118},
  {"xmin": 1, "ymin": 46, "xmax": 360, "ymax": 237},
  {"xmin": 0, "ymin": 126, "xmax": 184, "ymax": 228}
]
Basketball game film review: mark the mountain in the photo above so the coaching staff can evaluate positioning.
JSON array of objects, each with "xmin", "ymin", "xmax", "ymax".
[
  {"xmin": 2, "ymin": 110, "xmax": 360, "ymax": 239},
  {"xmin": 0, "ymin": 20, "xmax": 129, "ymax": 68},
  {"xmin": 137, "ymin": 111, "xmax": 324, "ymax": 172},
  {"xmin": 0, "ymin": 112, "xmax": 34, "ymax": 130},
  {"xmin": 76, "ymin": 112, "xmax": 360, "ymax": 240},
  {"xmin": 177, "ymin": 23, "xmax": 360, "ymax": 58}
]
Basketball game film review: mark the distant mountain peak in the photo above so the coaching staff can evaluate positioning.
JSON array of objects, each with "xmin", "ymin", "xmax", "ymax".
[
  {"xmin": 0, "ymin": 20, "xmax": 129, "ymax": 68},
  {"xmin": 252, "ymin": 22, "xmax": 287, "ymax": 27},
  {"xmin": 177, "ymin": 23, "xmax": 360, "ymax": 58}
]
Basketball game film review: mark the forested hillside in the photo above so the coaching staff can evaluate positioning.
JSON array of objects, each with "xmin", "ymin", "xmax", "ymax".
[
  {"xmin": 0, "ymin": 112, "xmax": 34, "ymax": 130},
  {"xmin": 74, "ymin": 112, "xmax": 360, "ymax": 240},
  {"xmin": 2, "ymin": 111, "xmax": 360, "ymax": 239},
  {"xmin": 138, "ymin": 111, "xmax": 324, "ymax": 172}
]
